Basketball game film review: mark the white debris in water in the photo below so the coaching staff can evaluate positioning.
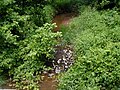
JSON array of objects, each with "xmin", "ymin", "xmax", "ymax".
[
  {"xmin": 48, "ymin": 73, "xmax": 55, "ymax": 77},
  {"xmin": 69, "ymin": 50, "xmax": 73, "ymax": 54},
  {"xmin": 52, "ymin": 46, "xmax": 74, "ymax": 74},
  {"xmin": 65, "ymin": 65, "xmax": 68, "ymax": 69},
  {"xmin": 66, "ymin": 52, "xmax": 72, "ymax": 58},
  {"xmin": 57, "ymin": 59, "xmax": 61, "ymax": 64},
  {"xmin": 43, "ymin": 71, "xmax": 48, "ymax": 74},
  {"xmin": 55, "ymin": 66, "xmax": 61, "ymax": 74},
  {"xmin": 63, "ymin": 49, "xmax": 67, "ymax": 53},
  {"xmin": 63, "ymin": 56, "xmax": 66, "ymax": 61}
]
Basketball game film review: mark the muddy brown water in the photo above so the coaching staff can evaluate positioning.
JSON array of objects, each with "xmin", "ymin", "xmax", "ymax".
[
  {"xmin": 53, "ymin": 13, "xmax": 77, "ymax": 31},
  {"xmin": 40, "ymin": 71, "xmax": 58, "ymax": 90},
  {"xmin": 1, "ymin": 13, "xmax": 76, "ymax": 90},
  {"xmin": 40, "ymin": 46, "xmax": 74, "ymax": 90},
  {"xmin": 40, "ymin": 13, "xmax": 75, "ymax": 90},
  {"xmin": 0, "ymin": 79, "xmax": 16, "ymax": 89}
]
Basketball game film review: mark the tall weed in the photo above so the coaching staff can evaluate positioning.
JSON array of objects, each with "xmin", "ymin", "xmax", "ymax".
[{"xmin": 59, "ymin": 7, "xmax": 120, "ymax": 90}]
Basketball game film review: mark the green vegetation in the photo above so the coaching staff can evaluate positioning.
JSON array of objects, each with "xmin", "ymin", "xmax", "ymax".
[
  {"xmin": 0, "ymin": 0, "xmax": 120, "ymax": 90},
  {"xmin": 59, "ymin": 6, "xmax": 120, "ymax": 90},
  {"xmin": 0, "ymin": 0, "xmax": 62, "ymax": 89}
]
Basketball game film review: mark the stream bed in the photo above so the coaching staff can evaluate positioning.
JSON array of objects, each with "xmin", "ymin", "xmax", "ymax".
[
  {"xmin": 0, "ymin": 13, "xmax": 76, "ymax": 90},
  {"xmin": 40, "ymin": 13, "xmax": 76, "ymax": 90},
  {"xmin": 40, "ymin": 45, "xmax": 74, "ymax": 90}
]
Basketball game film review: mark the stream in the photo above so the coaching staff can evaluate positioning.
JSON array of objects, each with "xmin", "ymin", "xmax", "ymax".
[
  {"xmin": 40, "ymin": 13, "xmax": 76, "ymax": 90},
  {"xmin": 0, "ymin": 13, "xmax": 76, "ymax": 90}
]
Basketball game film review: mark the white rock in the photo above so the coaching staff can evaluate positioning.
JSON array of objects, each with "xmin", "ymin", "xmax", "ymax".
[
  {"xmin": 65, "ymin": 66, "xmax": 68, "ymax": 68},
  {"xmin": 63, "ymin": 49, "xmax": 67, "ymax": 53},
  {"xmin": 55, "ymin": 66, "xmax": 61, "ymax": 73},
  {"xmin": 57, "ymin": 59, "xmax": 61, "ymax": 64},
  {"xmin": 48, "ymin": 73, "xmax": 54, "ymax": 77}
]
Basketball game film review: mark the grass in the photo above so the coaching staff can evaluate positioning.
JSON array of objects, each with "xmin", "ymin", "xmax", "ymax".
[{"xmin": 58, "ymin": 7, "xmax": 120, "ymax": 90}]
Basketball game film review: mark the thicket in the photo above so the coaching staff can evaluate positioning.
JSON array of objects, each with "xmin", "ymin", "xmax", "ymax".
[
  {"xmin": 53, "ymin": 0, "xmax": 120, "ymax": 14},
  {"xmin": 0, "ymin": 0, "xmax": 83, "ymax": 89},
  {"xmin": 93, "ymin": 0, "xmax": 120, "ymax": 10},
  {"xmin": 0, "ymin": 0, "xmax": 62, "ymax": 89},
  {"xmin": 59, "ymin": 7, "xmax": 120, "ymax": 90},
  {"xmin": 1, "ymin": 0, "xmax": 120, "ymax": 89}
]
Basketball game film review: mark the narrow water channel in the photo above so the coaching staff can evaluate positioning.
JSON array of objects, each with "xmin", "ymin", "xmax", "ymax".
[
  {"xmin": 0, "ymin": 13, "xmax": 76, "ymax": 90},
  {"xmin": 53, "ymin": 13, "xmax": 76, "ymax": 31},
  {"xmin": 40, "ymin": 13, "xmax": 76, "ymax": 90}
]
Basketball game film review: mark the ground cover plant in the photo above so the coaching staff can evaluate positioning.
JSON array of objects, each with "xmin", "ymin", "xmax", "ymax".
[
  {"xmin": 0, "ymin": 0, "xmax": 79, "ymax": 89},
  {"xmin": 59, "ymin": 7, "xmax": 120, "ymax": 90},
  {"xmin": 0, "ymin": 0, "xmax": 63, "ymax": 89},
  {"xmin": 1, "ymin": 0, "xmax": 120, "ymax": 90}
]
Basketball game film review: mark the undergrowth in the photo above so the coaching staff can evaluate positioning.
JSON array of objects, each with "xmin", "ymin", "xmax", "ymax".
[{"xmin": 59, "ymin": 7, "xmax": 120, "ymax": 90}]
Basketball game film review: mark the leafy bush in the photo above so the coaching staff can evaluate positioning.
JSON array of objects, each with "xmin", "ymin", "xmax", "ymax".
[
  {"xmin": 59, "ymin": 7, "xmax": 120, "ymax": 90},
  {"xmin": 43, "ymin": 5, "xmax": 55, "ymax": 23},
  {"xmin": 0, "ymin": 22, "xmax": 62, "ymax": 89},
  {"xmin": 12, "ymin": 23, "xmax": 61, "ymax": 89},
  {"xmin": 91, "ymin": 0, "xmax": 120, "ymax": 9},
  {"xmin": 0, "ymin": 0, "xmax": 62, "ymax": 89},
  {"xmin": 52, "ymin": 0, "xmax": 90, "ymax": 13}
]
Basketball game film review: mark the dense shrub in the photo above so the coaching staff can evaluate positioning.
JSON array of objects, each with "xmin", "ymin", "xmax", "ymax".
[
  {"xmin": 93, "ymin": 0, "xmax": 120, "ymax": 9},
  {"xmin": 51, "ymin": 0, "xmax": 91, "ymax": 13},
  {"xmin": 0, "ymin": 0, "xmax": 62, "ymax": 89},
  {"xmin": 0, "ymin": 21, "xmax": 62, "ymax": 89},
  {"xmin": 43, "ymin": 5, "xmax": 55, "ymax": 23},
  {"xmin": 52, "ymin": 0, "xmax": 120, "ymax": 13},
  {"xmin": 12, "ymin": 23, "xmax": 61, "ymax": 89},
  {"xmin": 59, "ymin": 7, "xmax": 120, "ymax": 90}
]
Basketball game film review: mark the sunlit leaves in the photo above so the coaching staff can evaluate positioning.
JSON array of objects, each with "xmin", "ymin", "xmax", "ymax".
[{"xmin": 59, "ymin": 8, "xmax": 120, "ymax": 90}]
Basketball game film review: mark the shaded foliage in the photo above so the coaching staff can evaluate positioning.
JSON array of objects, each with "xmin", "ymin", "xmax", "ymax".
[{"xmin": 0, "ymin": 0, "xmax": 62, "ymax": 89}]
